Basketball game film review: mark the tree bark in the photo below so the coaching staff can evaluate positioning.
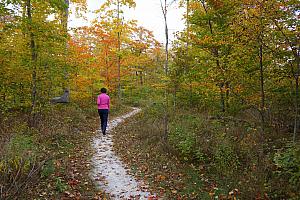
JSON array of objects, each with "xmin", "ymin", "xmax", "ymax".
[
  {"xmin": 186, "ymin": 0, "xmax": 193, "ymax": 106},
  {"xmin": 293, "ymin": 50, "xmax": 300, "ymax": 141},
  {"xmin": 271, "ymin": 17, "xmax": 299, "ymax": 141},
  {"xmin": 200, "ymin": 0, "xmax": 225, "ymax": 112},
  {"xmin": 259, "ymin": 42, "xmax": 265, "ymax": 131},
  {"xmin": 161, "ymin": 0, "xmax": 169, "ymax": 142},
  {"xmin": 26, "ymin": 0, "xmax": 38, "ymax": 127},
  {"xmin": 105, "ymin": 46, "xmax": 109, "ymax": 86},
  {"xmin": 117, "ymin": 0, "xmax": 121, "ymax": 100},
  {"xmin": 294, "ymin": 74, "xmax": 299, "ymax": 141}
]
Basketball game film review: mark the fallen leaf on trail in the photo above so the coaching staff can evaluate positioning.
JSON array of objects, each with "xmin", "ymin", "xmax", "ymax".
[
  {"xmin": 155, "ymin": 175, "xmax": 166, "ymax": 181},
  {"xmin": 171, "ymin": 190, "xmax": 177, "ymax": 194},
  {"xmin": 68, "ymin": 179, "xmax": 80, "ymax": 187},
  {"xmin": 54, "ymin": 160, "xmax": 62, "ymax": 168},
  {"xmin": 64, "ymin": 191, "xmax": 71, "ymax": 196},
  {"xmin": 209, "ymin": 192, "xmax": 215, "ymax": 197}
]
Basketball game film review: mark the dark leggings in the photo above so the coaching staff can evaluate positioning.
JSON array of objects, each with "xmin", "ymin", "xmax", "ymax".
[{"xmin": 98, "ymin": 109, "xmax": 109, "ymax": 134}]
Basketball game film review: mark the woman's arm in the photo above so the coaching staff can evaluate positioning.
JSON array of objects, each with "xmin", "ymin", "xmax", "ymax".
[{"xmin": 97, "ymin": 95, "xmax": 101, "ymax": 105}]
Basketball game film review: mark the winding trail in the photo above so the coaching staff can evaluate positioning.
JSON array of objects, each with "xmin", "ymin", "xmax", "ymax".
[{"xmin": 91, "ymin": 108, "xmax": 157, "ymax": 199}]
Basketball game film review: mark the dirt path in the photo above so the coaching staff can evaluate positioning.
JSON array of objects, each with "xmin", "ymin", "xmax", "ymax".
[{"xmin": 91, "ymin": 108, "xmax": 157, "ymax": 199}]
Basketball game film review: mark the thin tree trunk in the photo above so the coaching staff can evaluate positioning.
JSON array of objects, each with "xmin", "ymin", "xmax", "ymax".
[
  {"xmin": 27, "ymin": 0, "xmax": 38, "ymax": 127},
  {"xmin": 293, "ymin": 52, "xmax": 300, "ymax": 141},
  {"xmin": 293, "ymin": 44, "xmax": 300, "ymax": 141},
  {"xmin": 117, "ymin": 0, "xmax": 121, "ymax": 100},
  {"xmin": 259, "ymin": 40, "xmax": 265, "ymax": 132},
  {"xmin": 220, "ymin": 84, "xmax": 225, "ymax": 112},
  {"xmin": 294, "ymin": 75, "xmax": 299, "ymax": 141},
  {"xmin": 161, "ymin": 0, "xmax": 169, "ymax": 142},
  {"xmin": 164, "ymin": 0, "xmax": 169, "ymax": 141},
  {"xmin": 62, "ymin": 0, "xmax": 69, "ymax": 29},
  {"xmin": 62, "ymin": 0, "xmax": 69, "ymax": 83},
  {"xmin": 270, "ymin": 17, "xmax": 299, "ymax": 141},
  {"xmin": 225, "ymin": 81, "xmax": 230, "ymax": 110},
  {"xmin": 173, "ymin": 84, "xmax": 177, "ymax": 109},
  {"xmin": 200, "ymin": 0, "xmax": 224, "ymax": 112},
  {"xmin": 105, "ymin": 47, "xmax": 109, "ymax": 85},
  {"xmin": 186, "ymin": 0, "xmax": 192, "ymax": 106},
  {"xmin": 140, "ymin": 70, "xmax": 143, "ymax": 85}
]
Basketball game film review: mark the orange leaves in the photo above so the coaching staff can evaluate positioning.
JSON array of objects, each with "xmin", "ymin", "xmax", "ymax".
[
  {"xmin": 155, "ymin": 174, "xmax": 166, "ymax": 182},
  {"xmin": 68, "ymin": 4, "xmax": 161, "ymax": 96},
  {"xmin": 208, "ymin": 0, "xmax": 224, "ymax": 10},
  {"xmin": 190, "ymin": 2, "xmax": 201, "ymax": 11}
]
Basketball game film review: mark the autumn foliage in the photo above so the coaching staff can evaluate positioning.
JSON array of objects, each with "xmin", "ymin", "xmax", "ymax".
[{"xmin": 0, "ymin": 0, "xmax": 299, "ymax": 199}]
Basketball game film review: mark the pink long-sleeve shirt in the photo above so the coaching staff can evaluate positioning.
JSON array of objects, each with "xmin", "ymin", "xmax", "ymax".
[{"xmin": 97, "ymin": 93, "xmax": 110, "ymax": 110}]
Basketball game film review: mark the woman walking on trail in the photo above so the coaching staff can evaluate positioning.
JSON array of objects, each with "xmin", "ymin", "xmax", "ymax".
[{"xmin": 97, "ymin": 88, "xmax": 110, "ymax": 135}]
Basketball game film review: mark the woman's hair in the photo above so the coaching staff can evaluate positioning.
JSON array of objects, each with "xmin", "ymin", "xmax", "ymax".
[{"xmin": 100, "ymin": 88, "xmax": 107, "ymax": 93}]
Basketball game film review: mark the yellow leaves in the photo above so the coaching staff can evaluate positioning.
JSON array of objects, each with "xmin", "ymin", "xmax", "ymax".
[
  {"xmin": 98, "ymin": 0, "xmax": 136, "ymax": 15},
  {"xmin": 71, "ymin": 0, "xmax": 87, "ymax": 4},
  {"xmin": 190, "ymin": 2, "xmax": 201, "ymax": 11},
  {"xmin": 0, "ymin": 22, "xmax": 4, "ymax": 31},
  {"xmin": 234, "ymin": 84, "xmax": 243, "ymax": 93},
  {"xmin": 151, "ymin": 83, "xmax": 166, "ymax": 89},
  {"xmin": 0, "ymin": 160, "xmax": 5, "ymax": 173},
  {"xmin": 121, "ymin": 0, "xmax": 136, "ymax": 8},
  {"xmin": 194, "ymin": 35, "xmax": 225, "ymax": 47},
  {"xmin": 155, "ymin": 174, "xmax": 166, "ymax": 182}
]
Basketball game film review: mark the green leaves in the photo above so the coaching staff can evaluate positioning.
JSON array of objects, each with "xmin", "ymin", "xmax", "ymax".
[{"xmin": 274, "ymin": 143, "xmax": 300, "ymax": 186}]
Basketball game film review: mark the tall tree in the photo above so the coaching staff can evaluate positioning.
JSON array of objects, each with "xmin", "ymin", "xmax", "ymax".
[{"xmin": 96, "ymin": 0, "xmax": 136, "ymax": 100}]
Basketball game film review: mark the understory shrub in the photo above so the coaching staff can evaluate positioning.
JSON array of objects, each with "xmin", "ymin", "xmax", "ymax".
[
  {"xmin": 213, "ymin": 135, "xmax": 240, "ymax": 177},
  {"xmin": 0, "ymin": 155, "xmax": 41, "ymax": 199},
  {"xmin": 169, "ymin": 113, "xmax": 207, "ymax": 163},
  {"xmin": 167, "ymin": 109, "xmax": 279, "ymax": 198},
  {"xmin": 0, "ymin": 130, "xmax": 41, "ymax": 200},
  {"xmin": 0, "ymin": 101, "xmax": 100, "ymax": 199},
  {"xmin": 271, "ymin": 142, "xmax": 300, "ymax": 199}
]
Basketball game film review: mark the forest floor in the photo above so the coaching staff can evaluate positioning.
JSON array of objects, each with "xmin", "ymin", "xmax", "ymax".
[
  {"xmin": 2, "ymin": 105, "xmax": 163, "ymax": 200},
  {"xmin": 2, "ymin": 103, "xmax": 298, "ymax": 199},
  {"xmin": 112, "ymin": 109, "xmax": 211, "ymax": 199},
  {"xmin": 0, "ymin": 104, "xmax": 140, "ymax": 200}
]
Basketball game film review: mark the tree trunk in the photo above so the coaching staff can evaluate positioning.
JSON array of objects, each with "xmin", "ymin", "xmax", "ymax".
[
  {"xmin": 220, "ymin": 83, "xmax": 225, "ymax": 112},
  {"xmin": 26, "ymin": 0, "xmax": 38, "ymax": 127},
  {"xmin": 140, "ymin": 71, "xmax": 143, "ymax": 85},
  {"xmin": 259, "ymin": 41, "xmax": 265, "ymax": 132},
  {"xmin": 293, "ymin": 50, "xmax": 300, "ymax": 141},
  {"xmin": 117, "ymin": 0, "xmax": 121, "ymax": 100},
  {"xmin": 161, "ymin": 0, "xmax": 169, "ymax": 142},
  {"xmin": 200, "ymin": 0, "xmax": 224, "ymax": 112},
  {"xmin": 60, "ymin": 0, "xmax": 69, "ymax": 80},
  {"xmin": 271, "ymin": 17, "xmax": 299, "ymax": 140},
  {"xmin": 63, "ymin": 0, "xmax": 70, "ymax": 95},
  {"xmin": 294, "ymin": 75, "xmax": 299, "ymax": 141},
  {"xmin": 105, "ymin": 47, "xmax": 109, "ymax": 86},
  {"xmin": 225, "ymin": 81, "xmax": 230, "ymax": 110},
  {"xmin": 186, "ymin": 0, "xmax": 193, "ymax": 106}
]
